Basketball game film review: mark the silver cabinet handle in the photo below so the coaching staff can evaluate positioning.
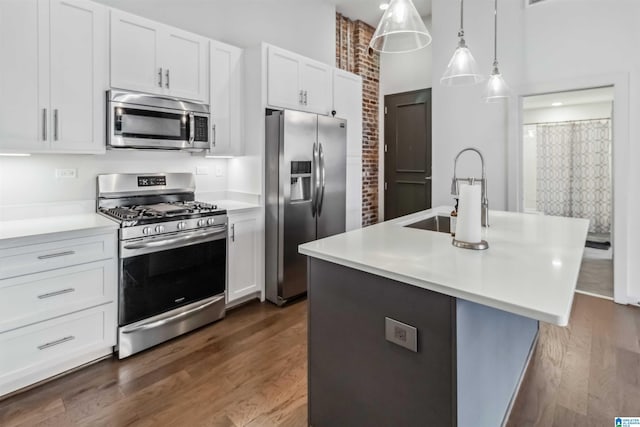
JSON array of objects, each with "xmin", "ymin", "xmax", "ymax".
[
  {"xmin": 53, "ymin": 109, "xmax": 59, "ymax": 141},
  {"xmin": 165, "ymin": 69, "xmax": 170, "ymax": 89},
  {"xmin": 188, "ymin": 112, "xmax": 195, "ymax": 144},
  {"xmin": 425, "ymin": 176, "xmax": 432, "ymax": 180},
  {"xmin": 37, "ymin": 250, "xmax": 75, "ymax": 260},
  {"xmin": 42, "ymin": 108, "xmax": 47, "ymax": 141},
  {"xmin": 212, "ymin": 124, "xmax": 216, "ymax": 148},
  {"xmin": 38, "ymin": 335, "xmax": 75, "ymax": 350},
  {"xmin": 230, "ymin": 224, "xmax": 235, "ymax": 242},
  {"xmin": 299, "ymin": 90, "xmax": 304, "ymax": 105},
  {"xmin": 158, "ymin": 67, "xmax": 163, "ymax": 87},
  {"xmin": 38, "ymin": 288, "xmax": 75, "ymax": 299},
  {"xmin": 304, "ymin": 90, "xmax": 308, "ymax": 106}
]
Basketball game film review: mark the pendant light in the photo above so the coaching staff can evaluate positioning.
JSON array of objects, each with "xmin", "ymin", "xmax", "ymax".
[
  {"xmin": 483, "ymin": 0, "xmax": 510, "ymax": 101},
  {"xmin": 440, "ymin": 0, "xmax": 483, "ymax": 86},
  {"xmin": 369, "ymin": 0, "xmax": 432, "ymax": 54}
]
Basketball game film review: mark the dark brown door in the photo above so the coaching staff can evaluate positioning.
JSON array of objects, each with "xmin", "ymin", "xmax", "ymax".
[{"xmin": 384, "ymin": 88, "xmax": 432, "ymax": 220}]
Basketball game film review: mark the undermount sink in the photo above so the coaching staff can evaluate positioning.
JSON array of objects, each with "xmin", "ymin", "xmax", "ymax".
[{"xmin": 404, "ymin": 215, "xmax": 451, "ymax": 234}]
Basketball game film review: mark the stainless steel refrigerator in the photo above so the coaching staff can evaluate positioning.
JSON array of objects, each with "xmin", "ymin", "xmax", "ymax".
[{"xmin": 265, "ymin": 110, "xmax": 347, "ymax": 305}]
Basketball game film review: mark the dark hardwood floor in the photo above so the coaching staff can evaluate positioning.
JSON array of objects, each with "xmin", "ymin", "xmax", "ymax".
[{"xmin": 1, "ymin": 294, "xmax": 639, "ymax": 426}]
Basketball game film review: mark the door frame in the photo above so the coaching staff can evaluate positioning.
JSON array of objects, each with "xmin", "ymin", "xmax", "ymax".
[
  {"xmin": 382, "ymin": 88, "xmax": 432, "ymax": 221},
  {"xmin": 507, "ymin": 72, "xmax": 631, "ymax": 305}
]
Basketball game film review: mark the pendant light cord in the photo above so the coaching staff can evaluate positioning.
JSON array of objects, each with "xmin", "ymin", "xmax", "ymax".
[
  {"xmin": 458, "ymin": 0, "xmax": 464, "ymax": 38},
  {"xmin": 493, "ymin": 0, "xmax": 498, "ymax": 65}
]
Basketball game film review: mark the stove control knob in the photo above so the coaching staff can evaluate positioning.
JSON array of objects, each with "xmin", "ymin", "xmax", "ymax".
[
  {"xmin": 155, "ymin": 225, "xmax": 165, "ymax": 233},
  {"xmin": 177, "ymin": 221, "xmax": 186, "ymax": 230},
  {"xmin": 207, "ymin": 218, "xmax": 215, "ymax": 226},
  {"xmin": 197, "ymin": 219, "xmax": 206, "ymax": 227},
  {"xmin": 142, "ymin": 227, "xmax": 152, "ymax": 235}
]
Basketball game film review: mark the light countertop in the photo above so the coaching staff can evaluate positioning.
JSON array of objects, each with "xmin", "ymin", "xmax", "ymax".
[
  {"xmin": 299, "ymin": 207, "xmax": 589, "ymax": 326},
  {"xmin": 203, "ymin": 199, "xmax": 260, "ymax": 214},
  {"xmin": 0, "ymin": 214, "xmax": 118, "ymax": 244}
]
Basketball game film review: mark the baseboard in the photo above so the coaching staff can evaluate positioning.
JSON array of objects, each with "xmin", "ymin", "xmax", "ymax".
[{"xmin": 575, "ymin": 289, "xmax": 614, "ymax": 301}]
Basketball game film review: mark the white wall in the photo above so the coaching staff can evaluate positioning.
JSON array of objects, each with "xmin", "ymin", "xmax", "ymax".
[
  {"xmin": 94, "ymin": 0, "xmax": 336, "ymax": 66},
  {"xmin": 431, "ymin": 0, "xmax": 523, "ymax": 211}
]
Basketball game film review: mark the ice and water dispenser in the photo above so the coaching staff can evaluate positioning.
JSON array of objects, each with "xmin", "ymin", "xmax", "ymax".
[{"xmin": 290, "ymin": 161, "xmax": 311, "ymax": 202}]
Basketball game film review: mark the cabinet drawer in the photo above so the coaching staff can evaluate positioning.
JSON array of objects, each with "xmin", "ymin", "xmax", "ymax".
[
  {"xmin": 0, "ymin": 304, "xmax": 116, "ymax": 386},
  {"xmin": 0, "ymin": 233, "xmax": 116, "ymax": 280},
  {"xmin": 0, "ymin": 260, "xmax": 117, "ymax": 333}
]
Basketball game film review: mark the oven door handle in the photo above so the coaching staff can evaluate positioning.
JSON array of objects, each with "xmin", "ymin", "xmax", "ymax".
[
  {"xmin": 123, "ymin": 226, "xmax": 226, "ymax": 251},
  {"xmin": 121, "ymin": 294, "xmax": 225, "ymax": 334}
]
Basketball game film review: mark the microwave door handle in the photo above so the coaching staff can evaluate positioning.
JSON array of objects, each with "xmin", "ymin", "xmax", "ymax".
[{"xmin": 188, "ymin": 112, "xmax": 195, "ymax": 144}]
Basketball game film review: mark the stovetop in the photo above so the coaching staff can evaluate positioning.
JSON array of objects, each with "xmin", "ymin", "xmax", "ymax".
[{"xmin": 100, "ymin": 200, "xmax": 225, "ymax": 227}]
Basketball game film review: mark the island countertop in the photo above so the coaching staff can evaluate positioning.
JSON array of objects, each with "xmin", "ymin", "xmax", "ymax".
[{"xmin": 299, "ymin": 207, "xmax": 589, "ymax": 326}]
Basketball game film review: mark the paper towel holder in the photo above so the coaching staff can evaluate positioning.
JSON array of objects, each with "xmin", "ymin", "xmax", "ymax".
[{"xmin": 452, "ymin": 238, "xmax": 489, "ymax": 250}]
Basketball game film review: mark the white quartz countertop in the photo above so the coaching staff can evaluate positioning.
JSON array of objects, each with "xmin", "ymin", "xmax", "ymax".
[
  {"xmin": 299, "ymin": 207, "xmax": 589, "ymax": 326},
  {"xmin": 0, "ymin": 214, "xmax": 118, "ymax": 243}
]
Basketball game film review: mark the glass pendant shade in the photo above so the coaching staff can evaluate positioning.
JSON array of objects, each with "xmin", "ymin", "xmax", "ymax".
[
  {"xmin": 483, "ymin": 65, "xmax": 510, "ymax": 102},
  {"xmin": 440, "ymin": 40, "xmax": 484, "ymax": 86},
  {"xmin": 369, "ymin": 0, "xmax": 432, "ymax": 53}
]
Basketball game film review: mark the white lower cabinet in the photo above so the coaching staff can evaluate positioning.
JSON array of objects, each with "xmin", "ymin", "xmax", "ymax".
[
  {"xmin": 227, "ymin": 211, "xmax": 260, "ymax": 305},
  {"xmin": 0, "ymin": 231, "xmax": 117, "ymax": 397}
]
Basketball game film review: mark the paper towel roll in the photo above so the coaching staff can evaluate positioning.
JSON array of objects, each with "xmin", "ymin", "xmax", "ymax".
[{"xmin": 456, "ymin": 183, "xmax": 482, "ymax": 243}]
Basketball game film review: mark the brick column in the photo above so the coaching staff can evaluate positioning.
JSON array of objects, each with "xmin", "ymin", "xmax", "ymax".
[{"xmin": 336, "ymin": 13, "xmax": 380, "ymax": 226}]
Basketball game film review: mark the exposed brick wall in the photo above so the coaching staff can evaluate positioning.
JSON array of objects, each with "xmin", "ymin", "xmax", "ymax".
[{"xmin": 336, "ymin": 13, "xmax": 380, "ymax": 226}]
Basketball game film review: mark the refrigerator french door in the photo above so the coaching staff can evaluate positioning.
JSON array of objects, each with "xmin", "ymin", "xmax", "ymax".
[{"xmin": 265, "ymin": 110, "xmax": 347, "ymax": 305}]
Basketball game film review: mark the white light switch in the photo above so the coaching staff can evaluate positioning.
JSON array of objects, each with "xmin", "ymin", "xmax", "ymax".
[{"xmin": 215, "ymin": 166, "xmax": 223, "ymax": 177}]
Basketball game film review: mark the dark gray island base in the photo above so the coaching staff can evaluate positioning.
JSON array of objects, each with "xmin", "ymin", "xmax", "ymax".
[{"xmin": 308, "ymin": 258, "xmax": 539, "ymax": 427}]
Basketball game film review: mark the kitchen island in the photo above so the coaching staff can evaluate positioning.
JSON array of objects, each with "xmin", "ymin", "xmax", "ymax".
[{"xmin": 299, "ymin": 207, "xmax": 589, "ymax": 427}]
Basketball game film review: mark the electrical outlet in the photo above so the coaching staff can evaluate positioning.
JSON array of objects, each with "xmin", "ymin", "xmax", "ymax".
[
  {"xmin": 385, "ymin": 317, "xmax": 418, "ymax": 352},
  {"xmin": 55, "ymin": 168, "xmax": 77, "ymax": 179},
  {"xmin": 215, "ymin": 166, "xmax": 223, "ymax": 177},
  {"xmin": 196, "ymin": 166, "xmax": 209, "ymax": 175}
]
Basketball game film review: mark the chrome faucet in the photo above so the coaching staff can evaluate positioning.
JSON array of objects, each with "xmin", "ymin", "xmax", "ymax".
[{"xmin": 451, "ymin": 147, "xmax": 489, "ymax": 227}]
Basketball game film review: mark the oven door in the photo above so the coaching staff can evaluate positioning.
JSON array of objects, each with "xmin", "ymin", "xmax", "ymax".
[
  {"xmin": 119, "ymin": 226, "xmax": 226, "ymax": 327},
  {"xmin": 109, "ymin": 102, "xmax": 210, "ymax": 150}
]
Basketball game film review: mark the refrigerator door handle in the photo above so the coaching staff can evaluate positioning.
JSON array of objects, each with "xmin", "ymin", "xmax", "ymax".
[
  {"xmin": 311, "ymin": 142, "xmax": 319, "ymax": 217},
  {"xmin": 317, "ymin": 142, "xmax": 326, "ymax": 215}
]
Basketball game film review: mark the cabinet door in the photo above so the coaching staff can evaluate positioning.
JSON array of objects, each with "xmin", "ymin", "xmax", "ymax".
[
  {"xmin": 227, "ymin": 213, "xmax": 259, "ymax": 303},
  {"xmin": 110, "ymin": 10, "xmax": 163, "ymax": 95},
  {"xmin": 267, "ymin": 46, "xmax": 302, "ymax": 111},
  {"xmin": 301, "ymin": 60, "xmax": 332, "ymax": 115},
  {"xmin": 333, "ymin": 69, "xmax": 363, "ymax": 157},
  {"xmin": 162, "ymin": 28, "xmax": 208, "ymax": 102},
  {"xmin": 0, "ymin": 0, "xmax": 49, "ymax": 153},
  {"xmin": 50, "ymin": 0, "xmax": 108, "ymax": 153},
  {"xmin": 210, "ymin": 41, "xmax": 243, "ymax": 156}
]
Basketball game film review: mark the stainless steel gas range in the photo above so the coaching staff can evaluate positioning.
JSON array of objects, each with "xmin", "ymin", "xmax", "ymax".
[{"xmin": 97, "ymin": 173, "xmax": 227, "ymax": 359}]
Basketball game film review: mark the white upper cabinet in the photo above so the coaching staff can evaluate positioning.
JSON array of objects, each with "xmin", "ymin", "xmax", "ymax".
[
  {"xmin": 267, "ymin": 46, "xmax": 302, "ymax": 111},
  {"xmin": 209, "ymin": 40, "xmax": 244, "ymax": 156},
  {"xmin": 50, "ymin": 0, "xmax": 108, "ymax": 152},
  {"xmin": 110, "ymin": 10, "xmax": 208, "ymax": 102},
  {"xmin": 0, "ymin": 0, "xmax": 108, "ymax": 154},
  {"xmin": 301, "ymin": 60, "xmax": 332, "ymax": 115},
  {"xmin": 332, "ymin": 69, "xmax": 363, "ymax": 157},
  {"xmin": 110, "ymin": 10, "xmax": 162, "ymax": 95},
  {"xmin": 162, "ymin": 28, "xmax": 208, "ymax": 102},
  {"xmin": 267, "ymin": 45, "xmax": 332, "ymax": 115}
]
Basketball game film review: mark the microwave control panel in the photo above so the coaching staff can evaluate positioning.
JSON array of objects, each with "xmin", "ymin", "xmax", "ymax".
[{"xmin": 194, "ymin": 116, "xmax": 209, "ymax": 142}]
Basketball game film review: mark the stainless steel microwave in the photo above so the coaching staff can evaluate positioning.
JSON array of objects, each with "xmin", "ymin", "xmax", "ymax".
[{"xmin": 107, "ymin": 90, "xmax": 210, "ymax": 151}]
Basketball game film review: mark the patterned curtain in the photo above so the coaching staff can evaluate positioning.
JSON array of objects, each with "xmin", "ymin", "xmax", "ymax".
[{"xmin": 536, "ymin": 119, "xmax": 612, "ymax": 234}]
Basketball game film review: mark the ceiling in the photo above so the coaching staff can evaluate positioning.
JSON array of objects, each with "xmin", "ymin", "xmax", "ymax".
[
  {"xmin": 523, "ymin": 87, "xmax": 615, "ymax": 110},
  {"xmin": 333, "ymin": 0, "xmax": 432, "ymax": 27}
]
